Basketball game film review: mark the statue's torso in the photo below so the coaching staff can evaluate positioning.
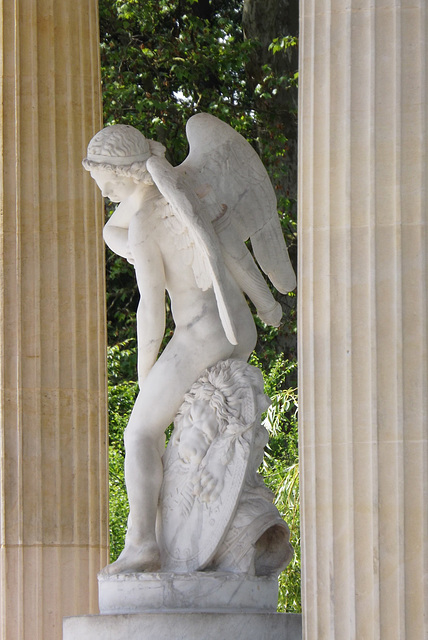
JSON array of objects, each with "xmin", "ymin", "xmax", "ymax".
[{"xmin": 129, "ymin": 187, "xmax": 225, "ymax": 331}]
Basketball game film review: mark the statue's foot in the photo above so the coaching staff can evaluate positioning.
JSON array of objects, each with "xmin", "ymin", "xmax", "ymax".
[
  {"xmin": 100, "ymin": 540, "xmax": 161, "ymax": 576},
  {"xmin": 257, "ymin": 302, "xmax": 282, "ymax": 327}
]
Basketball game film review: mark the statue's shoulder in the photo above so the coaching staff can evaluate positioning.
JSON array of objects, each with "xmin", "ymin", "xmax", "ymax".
[{"xmin": 128, "ymin": 187, "xmax": 166, "ymax": 226}]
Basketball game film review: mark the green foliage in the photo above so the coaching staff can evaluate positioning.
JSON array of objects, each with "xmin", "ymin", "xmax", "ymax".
[
  {"xmin": 109, "ymin": 445, "xmax": 129, "ymax": 561},
  {"xmin": 253, "ymin": 299, "xmax": 298, "ymax": 389},
  {"xmin": 275, "ymin": 460, "xmax": 300, "ymax": 612},
  {"xmin": 268, "ymin": 36, "xmax": 298, "ymax": 56},
  {"xmin": 252, "ymin": 353, "xmax": 301, "ymax": 613},
  {"xmin": 107, "ymin": 341, "xmax": 137, "ymax": 560},
  {"xmin": 99, "ymin": 0, "xmax": 257, "ymax": 155}
]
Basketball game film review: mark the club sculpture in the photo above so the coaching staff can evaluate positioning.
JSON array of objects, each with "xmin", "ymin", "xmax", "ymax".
[{"xmin": 83, "ymin": 113, "xmax": 296, "ymax": 578}]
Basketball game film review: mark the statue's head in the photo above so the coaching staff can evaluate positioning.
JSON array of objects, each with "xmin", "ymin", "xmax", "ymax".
[
  {"xmin": 82, "ymin": 124, "xmax": 165, "ymax": 182},
  {"xmin": 173, "ymin": 359, "xmax": 264, "ymax": 446}
]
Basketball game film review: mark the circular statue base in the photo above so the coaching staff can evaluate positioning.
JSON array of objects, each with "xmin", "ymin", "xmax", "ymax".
[{"xmin": 98, "ymin": 571, "xmax": 279, "ymax": 615}]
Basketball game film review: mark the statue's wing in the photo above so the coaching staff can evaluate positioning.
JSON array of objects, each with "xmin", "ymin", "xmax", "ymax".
[
  {"xmin": 177, "ymin": 113, "xmax": 296, "ymax": 294},
  {"xmin": 146, "ymin": 155, "xmax": 238, "ymax": 346}
]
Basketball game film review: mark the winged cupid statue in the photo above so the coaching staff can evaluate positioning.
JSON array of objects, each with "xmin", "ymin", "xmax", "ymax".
[{"xmin": 83, "ymin": 113, "xmax": 296, "ymax": 575}]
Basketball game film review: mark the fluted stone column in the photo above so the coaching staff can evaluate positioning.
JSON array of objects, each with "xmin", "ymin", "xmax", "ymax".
[
  {"xmin": 298, "ymin": 2, "xmax": 428, "ymax": 639},
  {"xmin": 0, "ymin": 2, "xmax": 108, "ymax": 639}
]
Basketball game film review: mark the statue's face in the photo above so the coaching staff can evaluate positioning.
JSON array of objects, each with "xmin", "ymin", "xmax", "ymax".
[
  {"xmin": 90, "ymin": 168, "xmax": 137, "ymax": 203},
  {"xmin": 177, "ymin": 401, "xmax": 218, "ymax": 464}
]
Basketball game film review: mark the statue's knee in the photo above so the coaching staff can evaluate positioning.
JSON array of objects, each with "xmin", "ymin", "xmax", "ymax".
[
  {"xmin": 124, "ymin": 426, "xmax": 145, "ymax": 450},
  {"xmin": 124, "ymin": 422, "xmax": 160, "ymax": 452}
]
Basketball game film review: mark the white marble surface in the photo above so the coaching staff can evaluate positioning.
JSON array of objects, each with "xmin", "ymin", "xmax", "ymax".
[
  {"xmin": 157, "ymin": 359, "xmax": 292, "ymax": 575},
  {"xmin": 98, "ymin": 571, "xmax": 279, "ymax": 614},
  {"xmin": 63, "ymin": 611, "xmax": 302, "ymax": 640},
  {"xmin": 83, "ymin": 116, "xmax": 295, "ymax": 578}
]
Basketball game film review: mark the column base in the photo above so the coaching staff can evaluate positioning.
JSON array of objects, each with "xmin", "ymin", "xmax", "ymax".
[{"xmin": 63, "ymin": 611, "xmax": 302, "ymax": 639}]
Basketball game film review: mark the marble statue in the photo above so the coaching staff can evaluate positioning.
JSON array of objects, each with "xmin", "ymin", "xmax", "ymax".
[
  {"xmin": 83, "ymin": 113, "xmax": 296, "ymax": 577},
  {"xmin": 158, "ymin": 359, "xmax": 293, "ymax": 576}
]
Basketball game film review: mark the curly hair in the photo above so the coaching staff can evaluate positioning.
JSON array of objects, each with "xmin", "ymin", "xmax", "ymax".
[
  {"xmin": 173, "ymin": 360, "xmax": 260, "ymax": 441},
  {"xmin": 82, "ymin": 124, "xmax": 165, "ymax": 182}
]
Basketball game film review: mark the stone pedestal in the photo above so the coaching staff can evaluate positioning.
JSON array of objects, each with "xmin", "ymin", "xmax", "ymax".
[
  {"xmin": 299, "ymin": 1, "xmax": 428, "ymax": 638},
  {"xmin": 98, "ymin": 572, "xmax": 280, "ymax": 614},
  {"xmin": 64, "ymin": 572, "xmax": 302, "ymax": 640},
  {"xmin": 0, "ymin": 2, "xmax": 108, "ymax": 639},
  {"xmin": 63, "ymin": 611, "xmax": 302, "ymax": 640},
  {"xmin": 62, "ymin": 354, "xmax": 301, "ymax": 639}
]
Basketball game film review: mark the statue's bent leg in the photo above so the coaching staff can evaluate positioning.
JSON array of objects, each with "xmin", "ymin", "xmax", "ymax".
[{"xmin": 105, "ymin": 331, "xmax": 239, "ymax": 575}]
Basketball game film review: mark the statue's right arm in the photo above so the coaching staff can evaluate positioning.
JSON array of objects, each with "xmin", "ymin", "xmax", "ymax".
[
  {"xmin": 102, "ymin": 203, "xmax": 135, "ymax": 259},
  {"xmin": 103, "ymin": 224, "xmax": 130, "ymax": 259}
]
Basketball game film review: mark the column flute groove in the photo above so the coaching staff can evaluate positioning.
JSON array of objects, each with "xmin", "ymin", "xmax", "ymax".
[
  {"xmin": 0, "ymin": 2, "xmax": 108, "ymax": 639},
  {"xmin": 299, "ymin": 1, "xmax": 428, "ymax": 638}
]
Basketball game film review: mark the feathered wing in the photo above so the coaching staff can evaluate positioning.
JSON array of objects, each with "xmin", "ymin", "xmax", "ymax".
[
  {"xmin": 146, "ymin": 155, "xmax": 238, "ymax": 346},
  {"xmin": 177, "ymin": 113, "xmax": 296, "ymax": 294}
]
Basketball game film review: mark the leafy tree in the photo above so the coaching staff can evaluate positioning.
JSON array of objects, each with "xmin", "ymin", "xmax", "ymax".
[
  {"xmin": 107, "ymin": 341, "xmax": 137, "ymax": 559},
  {"xmin": 243, "ymin": 0, "xmax": 299, "ymax": 361},
  {"xmin": 252, "ymin": 353, "xmax": 300, "ymax": 612},
  {"xmin": 99, "ymin": 0, "xmax": 298, "ymax": 366}
]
